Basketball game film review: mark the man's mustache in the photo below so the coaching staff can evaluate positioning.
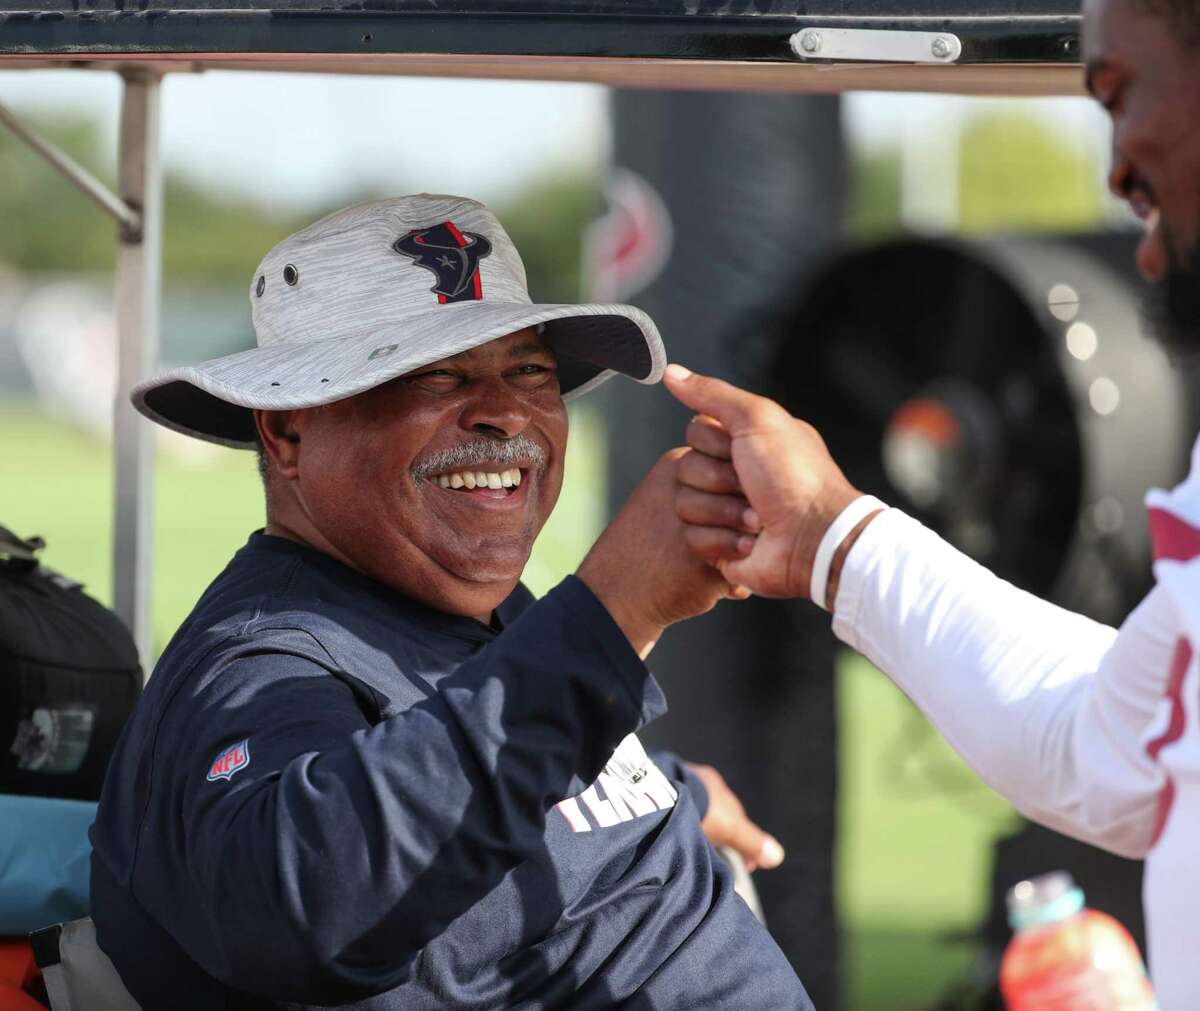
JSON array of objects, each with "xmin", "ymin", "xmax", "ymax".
[{"xmin": 410, "ymin": 435, "xmax": 548, "ymax": 479}]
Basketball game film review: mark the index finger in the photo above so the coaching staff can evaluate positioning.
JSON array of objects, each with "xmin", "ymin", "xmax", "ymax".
[{"xmin": 725, "ymin": 818, "xmax": 785, "ymax": 872}]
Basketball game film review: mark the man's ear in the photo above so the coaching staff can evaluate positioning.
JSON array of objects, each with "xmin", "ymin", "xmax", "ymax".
[{"xmin": 254, "ymin": 409, "xmax": 303, "ymax": 481}]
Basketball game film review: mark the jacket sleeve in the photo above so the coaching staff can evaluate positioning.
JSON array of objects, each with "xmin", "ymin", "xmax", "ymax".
[
  {"xmin": 833, "ymin": 508, "xmax": 1176, "ymax": 860},
  {"xmin": 142, "ymin": 576, "xmax": 660, "ymax": 1004}
]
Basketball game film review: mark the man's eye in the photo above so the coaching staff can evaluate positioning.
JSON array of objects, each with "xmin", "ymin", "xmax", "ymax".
[
  {"xmin": 508, "ymin": 364, "xmax": 558, "ymax": 388},
  {"xmin": 407, "ymin": 370, "xmax": 461, "ymax": 391}
]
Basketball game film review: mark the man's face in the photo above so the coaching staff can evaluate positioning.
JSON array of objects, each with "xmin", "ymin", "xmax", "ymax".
[
  {"xmin": 284, "ymin": 327, "xmax": 568, "ymax": 618},
  {"xmin": 1085, "ymin": 0, "xmax": 1200, "ymax": 350}
]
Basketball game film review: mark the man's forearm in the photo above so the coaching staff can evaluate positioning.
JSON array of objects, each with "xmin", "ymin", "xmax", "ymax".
[{"xmin": 832, "ymin": 507, "xmax": 1172, "ymax": 858}]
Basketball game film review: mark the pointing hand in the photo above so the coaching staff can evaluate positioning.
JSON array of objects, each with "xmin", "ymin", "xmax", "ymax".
[{"xmin": 664, "ymin": 364, "xmax": 879, "ymax": 605}]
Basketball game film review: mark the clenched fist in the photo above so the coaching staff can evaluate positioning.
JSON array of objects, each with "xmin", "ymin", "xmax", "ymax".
[
  {"xmin": 663, "ymin": 364, "xmax": 881, "ymax": 606},
  {"xmin": 577, "ymin": 449, "xmax": 749, "ymax": 658}
]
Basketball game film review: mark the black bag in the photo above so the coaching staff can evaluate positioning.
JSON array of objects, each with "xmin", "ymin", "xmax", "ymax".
[{"xmin": 0, "ymin": 526, "xmax": 141, "ymax": 801}]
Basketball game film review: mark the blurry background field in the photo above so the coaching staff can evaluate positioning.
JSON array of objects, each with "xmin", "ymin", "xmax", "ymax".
[{"xmin": 0, "ymin": 69, "xmax": 1132, "ymax": 1009}]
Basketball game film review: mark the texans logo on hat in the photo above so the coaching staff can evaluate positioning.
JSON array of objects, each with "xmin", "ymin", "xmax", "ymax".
[{"xmin": 394, "ymin": 222, "xmax": 493, "ymax": 304}]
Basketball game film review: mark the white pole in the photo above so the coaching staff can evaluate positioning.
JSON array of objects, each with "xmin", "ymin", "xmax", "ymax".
[{"xmin": 112, "ymin": 70, "xmax": 163, "ymax": 673}]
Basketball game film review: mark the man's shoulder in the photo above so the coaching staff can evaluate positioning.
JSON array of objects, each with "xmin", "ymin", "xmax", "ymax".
[
  {"xmin": 142, "ymin": 604, "xmax": 351, "ymax": 742},
  {"xmin": 160, "ymin": 541, "xmax": 336, "ymax": 669},
  {"xmin": 148, "ymin": 536, "xmax": 473, "ymax": 727},
  {"xmin": 139, "ymin": 541, "xmax": 376, "ymax": 728},
  {"xmin": 104, "ymin": 553, "xmax": 391, "ymax": 810},
  {"xmin": 171, "ymin": 532, "xmax": 425, "ymax": 659}
]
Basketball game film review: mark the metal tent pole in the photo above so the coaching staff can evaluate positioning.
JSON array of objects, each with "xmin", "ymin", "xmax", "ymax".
[
  {"xmin": 112, "ymin": 70, "xmax": 163, "ymax": 671},
  {"xmin": 0, "ymin": 101, "xmax": 142, "ymax": 235}
]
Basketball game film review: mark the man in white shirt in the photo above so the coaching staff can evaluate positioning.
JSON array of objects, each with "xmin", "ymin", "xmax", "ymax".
[{"xmin": 659, "ymin": 0, "xmax": 1200, "ymax": 1004}]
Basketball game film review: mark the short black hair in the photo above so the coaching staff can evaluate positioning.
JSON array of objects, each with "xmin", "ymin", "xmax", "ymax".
[
  {"xmin": 1132, "ymin": 0, "xmax": 1200, "ymax": 44},
  {"xmin": 253, "ymin": 436, "xmax": 269, "ymax": 485},
  {"xmin": 252, "ymin": 435, "xmax": 271, "ymax": 513}
]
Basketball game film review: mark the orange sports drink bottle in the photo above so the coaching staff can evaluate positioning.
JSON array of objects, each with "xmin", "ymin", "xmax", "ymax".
[{"xmin": 999, "ymin": 871, "xmax": 1156, "ymax": 1010}]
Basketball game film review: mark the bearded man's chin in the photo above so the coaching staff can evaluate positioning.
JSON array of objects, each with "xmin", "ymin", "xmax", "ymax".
[{"xmin": 1146, "ymin": 241, "xmax": 1200, "ymax": 358}]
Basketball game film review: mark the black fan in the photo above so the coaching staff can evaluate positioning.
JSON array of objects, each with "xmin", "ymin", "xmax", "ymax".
[{"xmin": 766, "ymin": 233, "xmax": 1190, "ymax": 622}]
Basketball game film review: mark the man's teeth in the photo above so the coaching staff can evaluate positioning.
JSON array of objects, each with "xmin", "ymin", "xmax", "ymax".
[{"xmin": 434, "ymin": 468, "xmax": 522, "ymax": 490}]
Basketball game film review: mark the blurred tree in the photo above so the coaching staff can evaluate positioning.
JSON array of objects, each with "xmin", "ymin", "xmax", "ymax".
[
  {"xmin": 1, "ymin": 112, "xmax": 596, "ymax": 301},
  {"xmin": 0, "ymin": 117, "xmax": 117, "ymax": 272},
  {"xmin": 1, "ymin": 107, "xmax": 1106, "ymax": 289},
  {"xmin": 0, "ymin": 113, "xmax": 308, "ymax": 282},
  {"xmin": 496, "ymin": 174, "xmax": 599, "ymax": 302},
  {"xmin": 161, "ymin": 180, "xmax": 308, "ymax": 282},
  {"xmin": 844, "ymin": 109, "xmax": 1107, "ymax": 241},
  {"xmin": 958, "ymin": 111, "xmax": 1107, "ymax": 234},
  {"xmin": 848, "ymin": 145, "xmax": 903, "ymax": 241}
]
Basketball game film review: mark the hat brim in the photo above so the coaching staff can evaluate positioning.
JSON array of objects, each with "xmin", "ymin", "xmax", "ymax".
[{"xmin": 132, "ymin": 300, "xmax": 665, "ymax": 449}]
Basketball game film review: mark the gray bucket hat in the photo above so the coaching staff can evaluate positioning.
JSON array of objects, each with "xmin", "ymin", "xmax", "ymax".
[{"xmin": 132, "ymin": 194, "xmax": 666, "ymax": 448}]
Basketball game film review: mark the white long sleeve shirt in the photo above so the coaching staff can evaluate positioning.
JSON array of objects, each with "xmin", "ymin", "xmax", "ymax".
[{"xmin": 832, "ymin": 438, "xmax": 1200, "ymax": 1008}]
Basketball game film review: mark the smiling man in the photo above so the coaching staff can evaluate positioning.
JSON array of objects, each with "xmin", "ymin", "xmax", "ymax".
[
  {"xmin": 88, "ymin": 195, "xmax": 807, "ymax": 1010},
  {"xmin": 254, "ymin": 328, "xmax": 567, "ymax": 623},
  {"xmin": 664, "ymin": 1, "xmax": 1200, "ymax": 1004},
  {"xmin": 1084, "ymin": 0, "xmax": 1200, "ymax": 347}
]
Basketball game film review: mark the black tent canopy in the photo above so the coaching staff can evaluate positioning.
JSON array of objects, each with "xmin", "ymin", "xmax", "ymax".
[{"xmin": 0, "ymin": 0, "xmax": 1086, "ymax": 662}]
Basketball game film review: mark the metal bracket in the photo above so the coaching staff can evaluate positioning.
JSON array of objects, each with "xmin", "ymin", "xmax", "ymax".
[
  {"xmin": 0, "ymin": 98, "xmax": 143, "ymax": 237},
  {"xmin": 790, "ymin": 27, "xmax": 962, "ymax": 64}
]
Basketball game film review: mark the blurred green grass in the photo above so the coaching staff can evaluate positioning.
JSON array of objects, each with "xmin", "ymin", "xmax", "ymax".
[
  {"xmin": 838, "ymin": 658, "xmax": 1020, "ymax": 1009},
  {"xmin": 1, "ymin": 399, "xmax": 1020, "ymax": 1009}
]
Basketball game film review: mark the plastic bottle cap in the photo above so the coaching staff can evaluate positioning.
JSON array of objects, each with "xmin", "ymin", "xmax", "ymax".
[{"xmin": 1007, "ymin": 871, "xmax": 1086, "ymax": 931}]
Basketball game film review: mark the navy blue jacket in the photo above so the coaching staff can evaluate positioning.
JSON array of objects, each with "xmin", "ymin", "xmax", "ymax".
[{"xmin": 91, "ymin": 533, "xmax": 810, "ymax": 1009}]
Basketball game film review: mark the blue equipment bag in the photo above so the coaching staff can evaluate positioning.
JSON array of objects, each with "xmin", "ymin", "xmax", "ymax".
[{"xmin": 0, "ymin": 796, "xmax": 96, "ymax": 935}]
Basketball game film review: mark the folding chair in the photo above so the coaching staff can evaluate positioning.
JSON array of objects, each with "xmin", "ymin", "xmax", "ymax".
[
  {"xmin": 22, "ymin": 862, "xmax": 756, "ymax": 1011},
  {"xmin": 29, "ymin": 919, "xmax": 140, "ymax": 1011}
]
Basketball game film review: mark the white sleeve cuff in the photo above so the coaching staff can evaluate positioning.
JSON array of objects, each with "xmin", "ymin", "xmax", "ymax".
[
  {"xmin": 810, "ymin": 495, "xmax": 888, "ymax": 611},
  {"xmin": 830, "ymin": 506, "xmax": 906, "ymax": 649}
]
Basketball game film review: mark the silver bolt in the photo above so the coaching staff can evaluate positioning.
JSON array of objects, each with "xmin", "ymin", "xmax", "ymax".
[
  {"xmin": 931, "ymin": 36, "xmax": 953, "ymax": 59},
  {"xmin": 800, "ymin": 30, "xmax": 822, "ymax": 54}
]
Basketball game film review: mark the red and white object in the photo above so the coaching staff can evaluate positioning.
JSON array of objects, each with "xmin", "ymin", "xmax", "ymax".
[{"xmin": 1000, "ymin": 871, "xmax": 1155, "ymax": 1010}]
